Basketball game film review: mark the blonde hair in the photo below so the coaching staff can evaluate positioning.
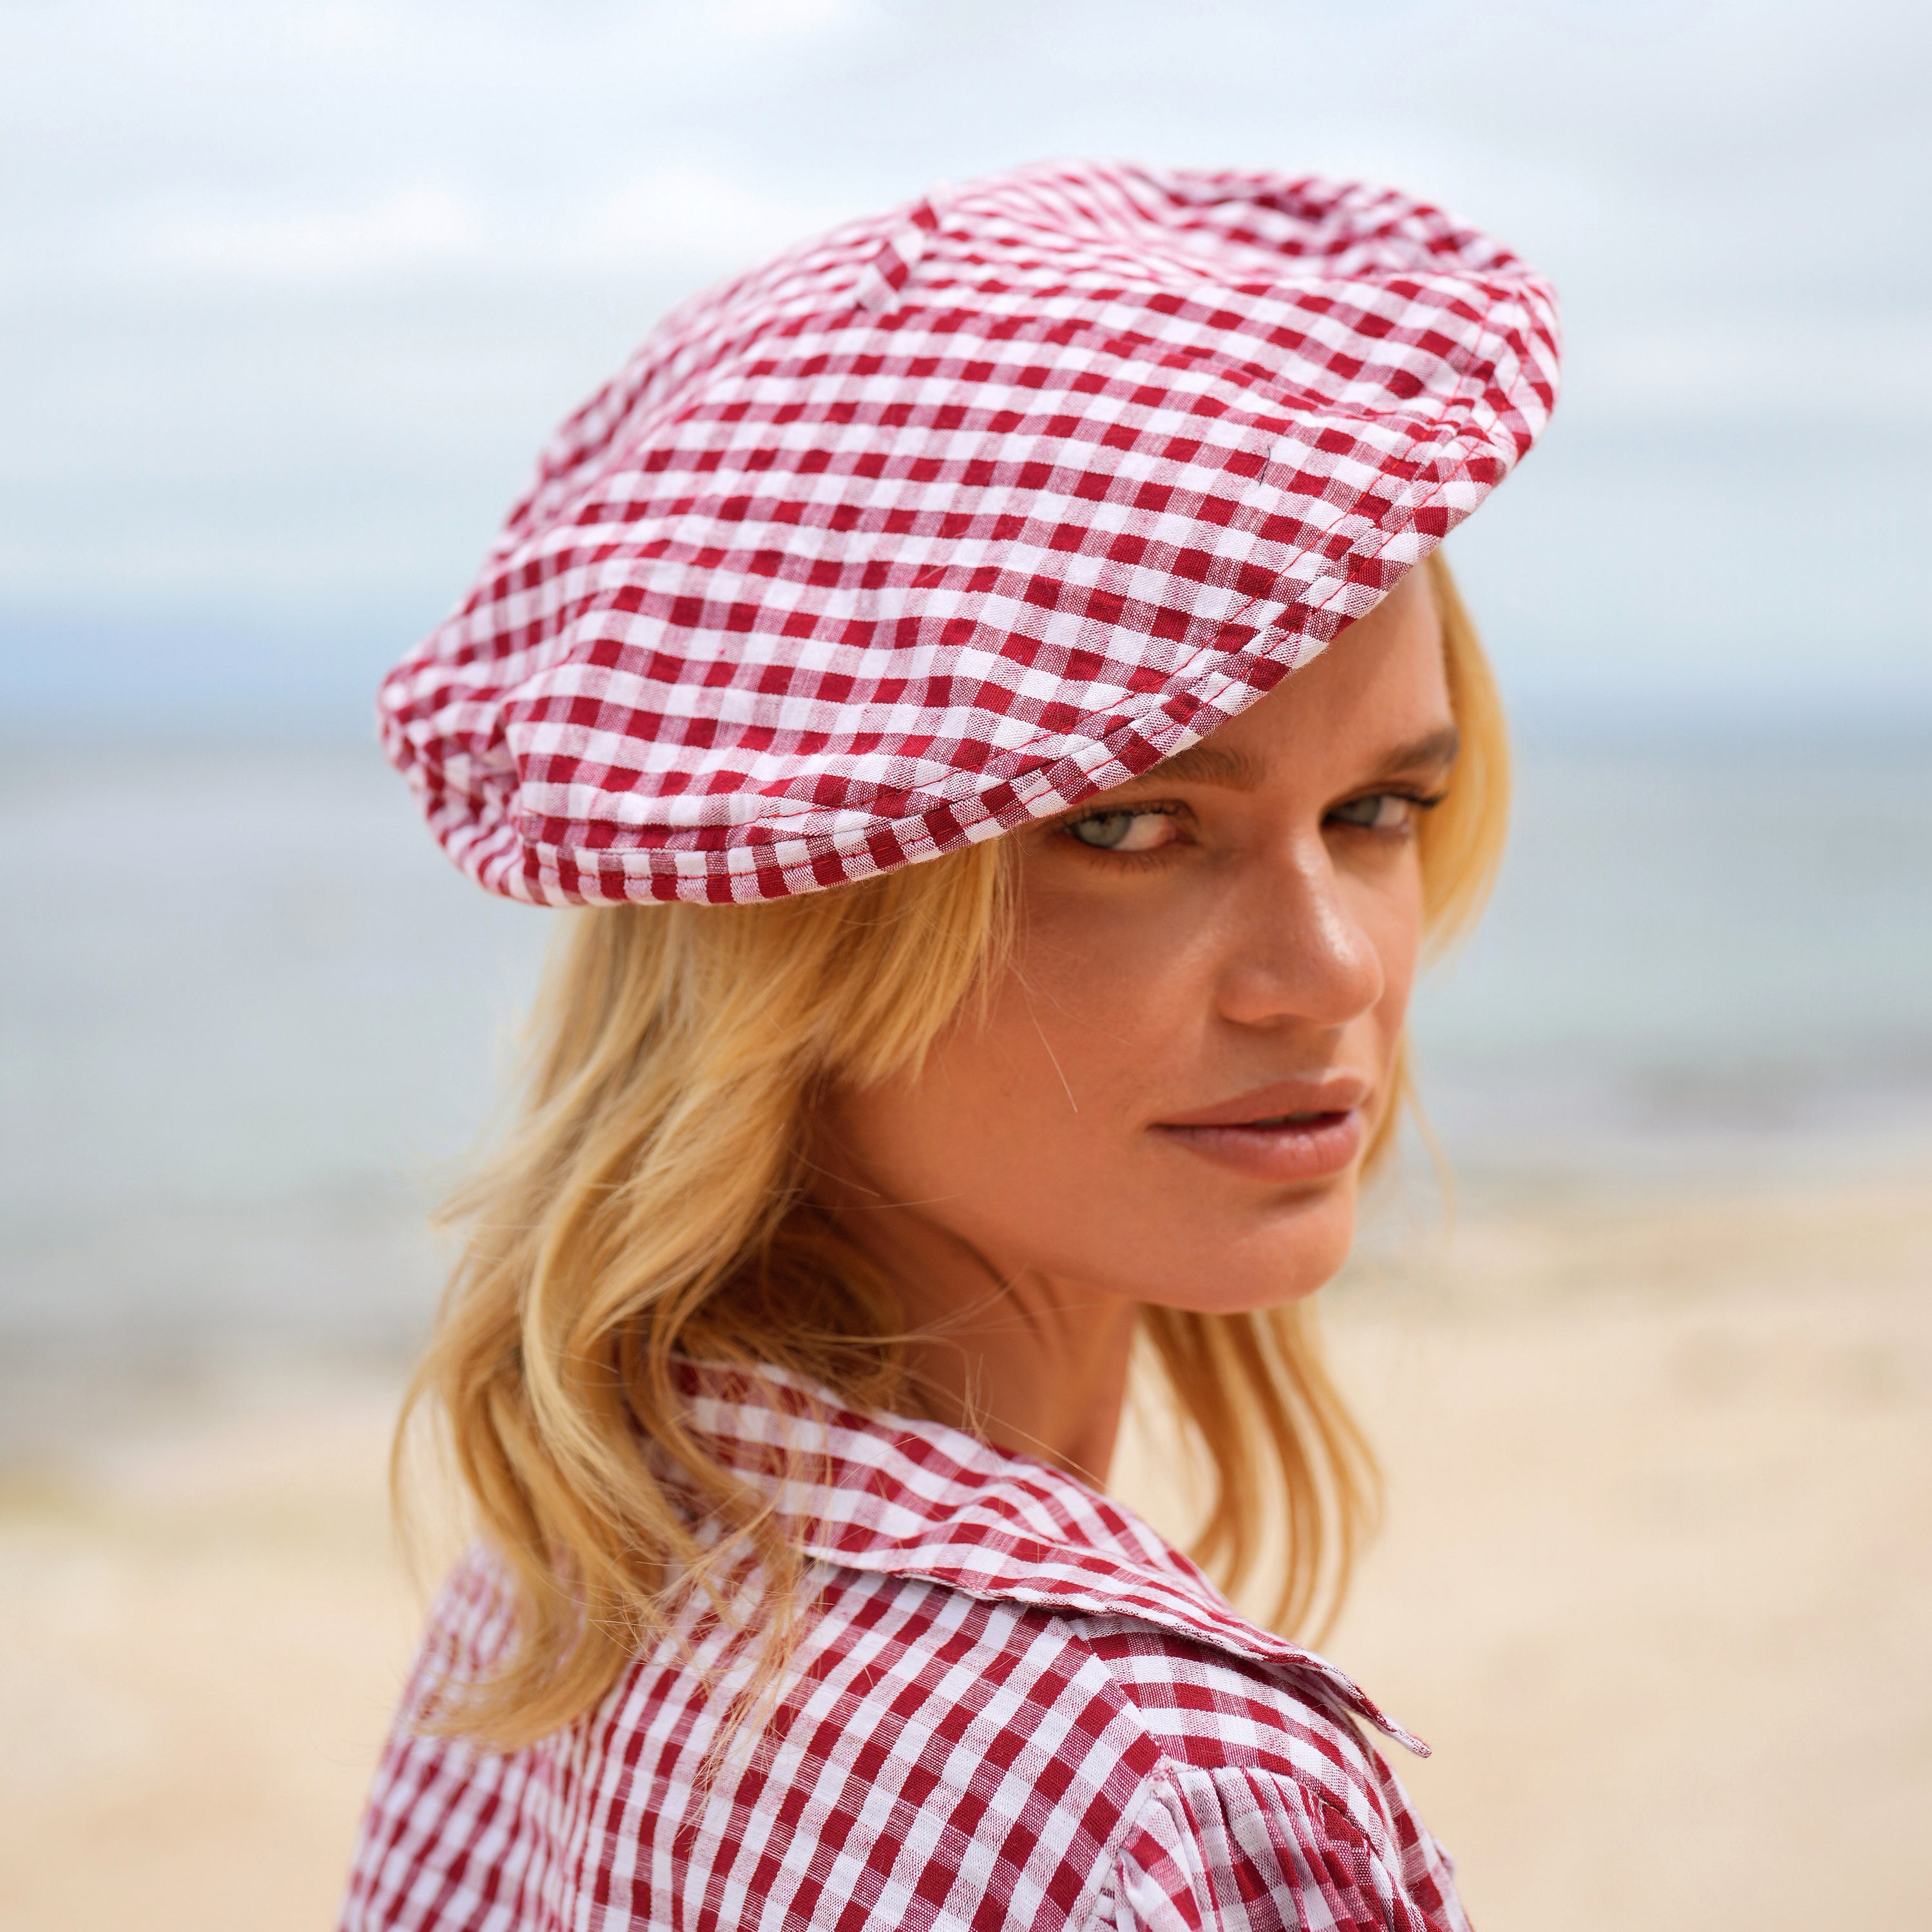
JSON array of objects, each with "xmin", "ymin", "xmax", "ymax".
[{"xmin": 406, "ymin": 549, "xmax": 1510, "ymax": 1748}]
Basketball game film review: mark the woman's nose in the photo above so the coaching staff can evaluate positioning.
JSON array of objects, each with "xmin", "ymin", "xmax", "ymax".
[{"xmin": 1214, "ymin": 834, "xmax": 1385, "ymax": 1030}]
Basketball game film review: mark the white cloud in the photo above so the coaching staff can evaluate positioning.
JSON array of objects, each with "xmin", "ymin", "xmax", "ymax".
[
  {"xmin": 123, "ymin": 168, "xmax": 853, "ymax": 289},
  {"xmin": 567, "ymin": 166, "xmax": 851, "ymax": 269},
  {"xmin": 1575, "ymin": 314, "xmax": 1932, "ymax": 428},
  {"xmin": 3, "ymin": 0, "xmax": 1925, "ymax": 708},
  {"xmin": 138, "ymin": 184, "xmax": 485, "ymax": 284},
  {"xmin": 711, "ymin": 0, "xmax": 862, "ymax": 41},
  {"xmin": 287, "ymin": 2, "xmax": 410, "ymax": 58}
]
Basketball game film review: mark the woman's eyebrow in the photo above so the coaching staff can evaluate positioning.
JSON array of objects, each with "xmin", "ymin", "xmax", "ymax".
[
  {"xmin": 1134, "ymin": 725, "xmax": 1461, "ymax": 795},
  {"xmin": 1366, "ymin": 724, "xmax": 1461, "ymax": 779},
  {"xmin": 1137, "ymin": 742, "xmax": 1268, "ymax": 791}
]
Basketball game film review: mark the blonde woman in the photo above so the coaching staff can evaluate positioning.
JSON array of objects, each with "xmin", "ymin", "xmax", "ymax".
[{"xmin": 343, "ymin": 162, "xmax": 1559, "ymax": 1932}]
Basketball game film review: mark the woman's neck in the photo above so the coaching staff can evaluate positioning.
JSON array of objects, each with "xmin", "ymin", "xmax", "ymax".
[
  {"xmin": 821, "ymin": 1188, "xmax": 1139, "ymax": 1486},
  {"xmin": 899, "ymin": 1269, "xmax": 1140, "ymax": 1488}
]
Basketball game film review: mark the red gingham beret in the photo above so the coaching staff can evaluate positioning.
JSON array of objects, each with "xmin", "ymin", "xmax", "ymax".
[{"xmin": 381, "ymin": 159, "xmax": 1560, "ymax": 905}]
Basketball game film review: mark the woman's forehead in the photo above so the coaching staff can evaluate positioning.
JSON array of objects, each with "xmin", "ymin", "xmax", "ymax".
[{"xmin": 1147, "ymin": 592, "xmax": 1456, "ymax": 785}]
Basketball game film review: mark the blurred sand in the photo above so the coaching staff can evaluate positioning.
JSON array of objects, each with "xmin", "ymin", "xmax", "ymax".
[{"xmin": 3, "ymin": 1170, "xmax": 1927, "ymax": 1932}]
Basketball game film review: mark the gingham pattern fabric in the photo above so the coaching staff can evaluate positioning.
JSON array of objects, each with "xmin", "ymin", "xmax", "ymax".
[
  {"xmin": 381, "ymin": 158, "xmax": 1558, "ymax": 905},
  {"xmin": 342, "ymin": 1368, "xmax": 1469, "ymax": 1932}
]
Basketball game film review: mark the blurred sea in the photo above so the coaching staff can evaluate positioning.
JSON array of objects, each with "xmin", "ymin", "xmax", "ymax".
[{"xmin": 3, "ymin": 726, "xmax": 1929, "ymax": 1451}]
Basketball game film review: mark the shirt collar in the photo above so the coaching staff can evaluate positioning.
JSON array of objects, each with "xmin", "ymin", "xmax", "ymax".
[{"xmin": 678, "ymin": 1361, "xmax": 1425, "ymax": 1756}]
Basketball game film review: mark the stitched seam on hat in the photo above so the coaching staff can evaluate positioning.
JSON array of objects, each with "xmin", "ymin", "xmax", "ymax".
[
  {"xmin": 510, "ymin": 390, "xmax": 1493, "ymax": 860},
  {"xmin": 533, "ymin": 440, "xmax": 1492, "ymax": 889},
  {"xmin": 463, "ymin": 252, "xmax": 1542, "ymax": 897},
  {"xmin": 480, "ymin": 265, "xmax": 1524, "ymax": 864},
  {"xmin": 554, "ymin": 269, "xmax": 1519, "ymax": 864},
  {"xmin": 526, "ymin": 409, "xmax": 1491, "ymax": 877},
  {"xmin": 778, "ymin": 275, "xmax": 1520, "ymax": 849}
]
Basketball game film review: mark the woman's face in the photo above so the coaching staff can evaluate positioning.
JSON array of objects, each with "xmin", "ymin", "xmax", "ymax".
[{"xmin": 822, "ymin": 567, "xmax": 1457, "ymax": 1316}]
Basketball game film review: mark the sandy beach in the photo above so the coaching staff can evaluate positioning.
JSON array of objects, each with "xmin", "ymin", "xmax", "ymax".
[{"xmin": 3, "ymin": 1164, "xmax": 1928, "ymax": 1932}]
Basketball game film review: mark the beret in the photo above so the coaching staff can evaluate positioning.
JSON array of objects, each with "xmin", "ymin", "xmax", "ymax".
[{"xmin": 380, "ymin": 159, "xmax": 1560, "ymax": 905}]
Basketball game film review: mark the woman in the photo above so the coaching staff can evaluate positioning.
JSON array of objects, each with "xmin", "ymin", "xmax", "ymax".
[{"xmin": 343, "ymin": 160, "xmax": 1559, "ymax": 1931}]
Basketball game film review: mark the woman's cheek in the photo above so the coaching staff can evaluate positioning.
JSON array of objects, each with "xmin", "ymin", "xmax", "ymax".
[
  {"xmin": 1356, "ymin": 871, "xmax": 1426, "ymax": 1132},
  {"xmin": 1016, "ymin": 873, "xmax": 1206, "ymax": 1033}
]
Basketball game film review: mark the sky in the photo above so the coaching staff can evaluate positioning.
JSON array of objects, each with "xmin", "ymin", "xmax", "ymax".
[{"xmin": 3, "ymin": 0, "xmax": 1927, "ymax": 735}]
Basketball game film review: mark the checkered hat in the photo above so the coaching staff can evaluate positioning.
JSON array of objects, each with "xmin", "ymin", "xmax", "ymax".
[{"xmin": 381, "ymin": 159, "xmax": 1560, "ymax": 905}]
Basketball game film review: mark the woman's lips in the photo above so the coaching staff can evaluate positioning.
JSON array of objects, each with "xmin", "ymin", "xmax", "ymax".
[
  {"xmin": 1152, "ymin": 1075, "xmax": 1370, "ymax": 1182},
  {"xmin": 1155, "ymin": 1110, "xmax": 1363, "ymax": 1180}
]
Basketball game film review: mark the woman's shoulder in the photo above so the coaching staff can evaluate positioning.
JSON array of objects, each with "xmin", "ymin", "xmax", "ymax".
[
  {"xmin": 345, "ymin": 1378, "xmax": 1464, "ymax": 1931},
  {"xmin": 784, "ymin": 1533, "xmax": 1459, "ymax": 1923},
  {"xmin": 700, "ymin": 1367, "xmax": 1433, "ymax": 1772},
  {"xmin": 728, "ymin": 1371, "xmax": 1464, "ymax": 1925},
  {"xmin": 350, "ymin": 1543, "xmax": 1463, "ymax": 1932}
]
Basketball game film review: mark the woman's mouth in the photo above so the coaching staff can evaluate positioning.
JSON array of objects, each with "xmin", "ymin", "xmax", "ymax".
[{"xmin": 1151, "ymin": 1077, "xmax": 1369, "ymax": 1182}]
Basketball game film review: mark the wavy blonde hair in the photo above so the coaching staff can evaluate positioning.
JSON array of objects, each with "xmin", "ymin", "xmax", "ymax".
[{"xmin": 405, "ymin": 549, "xmax": 1510, "ymax": 1748}]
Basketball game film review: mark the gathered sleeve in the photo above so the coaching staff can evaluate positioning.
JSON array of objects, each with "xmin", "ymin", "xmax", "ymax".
[{"xmin": 1100, "ymin": 1764, "xmax": 1472, "ymax": 1932}]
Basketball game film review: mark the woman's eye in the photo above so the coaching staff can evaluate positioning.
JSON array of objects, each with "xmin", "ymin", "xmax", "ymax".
[
  {"xmin": 1328, "ymin": 793, "xmax": 1417, "ymax": 832},
  {"xmin": 1066, "ymin": 808, "xmax": 1177, "ymax": 853}
]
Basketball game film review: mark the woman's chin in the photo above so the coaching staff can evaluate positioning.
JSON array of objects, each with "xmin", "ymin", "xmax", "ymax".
[{"xmin": 1104, "ymin": 1182, "xmax": 1359, "ymax": 1316}]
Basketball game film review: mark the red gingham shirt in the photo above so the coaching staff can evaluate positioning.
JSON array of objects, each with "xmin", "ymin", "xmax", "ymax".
[{"xmin": 342, "ymin": 1369, "xmax": 1468, "ymax": 1931}]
